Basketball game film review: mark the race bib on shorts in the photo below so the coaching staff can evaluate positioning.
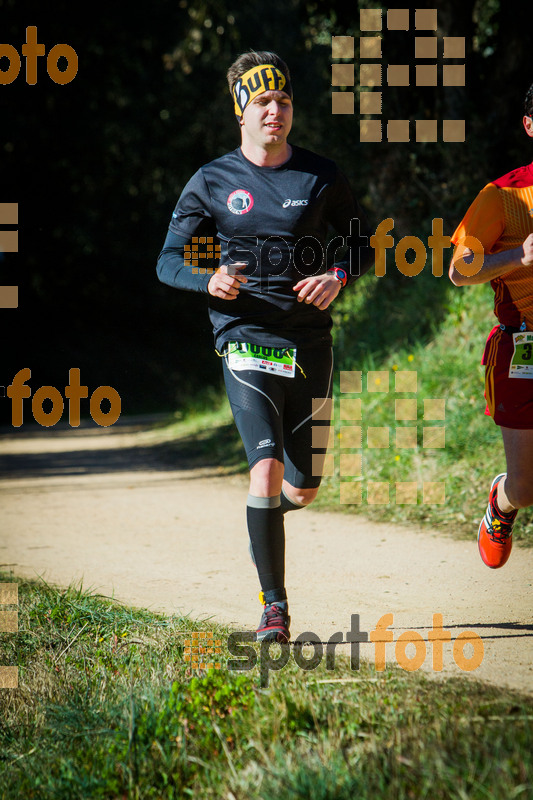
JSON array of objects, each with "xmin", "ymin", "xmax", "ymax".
[
  {"xmin": 509, "ymin": 331, "xmax": 533, "ymax": 379},
  {"xmin": 226, "ymin": 342, "xmax": 296, "ymax": 378}
]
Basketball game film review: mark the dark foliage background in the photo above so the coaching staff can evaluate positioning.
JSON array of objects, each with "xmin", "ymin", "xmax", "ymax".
[{"xmin": 1, "ymin": 0, "xmax": 531, "ymax": 417}]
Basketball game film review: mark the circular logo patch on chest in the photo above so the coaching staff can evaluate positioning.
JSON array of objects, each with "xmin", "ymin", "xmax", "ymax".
[{"xmin": 227, "ymin": 189, "xmax": 254, "ymax": 215}]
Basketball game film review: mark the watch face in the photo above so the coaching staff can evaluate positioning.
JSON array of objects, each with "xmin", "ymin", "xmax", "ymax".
[{"xmin": 336, "ymin": 268, "xmax": 347, "ymax": 283}]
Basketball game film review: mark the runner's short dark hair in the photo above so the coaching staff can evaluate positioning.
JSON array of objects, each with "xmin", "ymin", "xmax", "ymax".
[
  {"xmin": 524, "ymin": 83, "xmax": 533, "ymax": 117},
  {"xmin": 226, "ymin": 51, "xmax": 291, "ymax": 97}
]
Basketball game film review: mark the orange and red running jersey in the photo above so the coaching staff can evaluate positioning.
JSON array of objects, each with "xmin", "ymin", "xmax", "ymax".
[{"xmin": 451, "ymin": 162, "xmax": 533, "ymax": 329}]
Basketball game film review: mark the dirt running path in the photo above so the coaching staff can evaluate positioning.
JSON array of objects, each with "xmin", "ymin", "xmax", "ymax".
[{"xmin": 1, "ymin": 417, "xmax": 532, "ymax": 694}]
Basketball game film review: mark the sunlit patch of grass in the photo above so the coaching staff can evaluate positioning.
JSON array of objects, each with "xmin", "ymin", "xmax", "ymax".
[{"xmin": 1, "ymin": 572, "xmax": 532, "ymax": 799}]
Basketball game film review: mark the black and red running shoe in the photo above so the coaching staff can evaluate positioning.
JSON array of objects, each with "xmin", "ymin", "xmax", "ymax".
[{"xmin": 256, "ymin": 596, "xmax": 290, "ymax": 643}]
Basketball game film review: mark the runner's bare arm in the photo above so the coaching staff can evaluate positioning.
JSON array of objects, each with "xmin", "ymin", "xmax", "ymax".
[{"xmin": 449, "ymin": 233, "xmax": 533, "ymax": 286}]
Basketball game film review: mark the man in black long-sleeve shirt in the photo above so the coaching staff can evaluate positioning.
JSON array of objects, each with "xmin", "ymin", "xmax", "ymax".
[{"xmin": 157, "ymin": 50, "xmax": 373, "ymax": 642}]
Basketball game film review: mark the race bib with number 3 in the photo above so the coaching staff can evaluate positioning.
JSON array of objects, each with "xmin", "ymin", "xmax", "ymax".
[{"xmin": 509, "ymin": 331, "xmax": 533, "ymax": 379}]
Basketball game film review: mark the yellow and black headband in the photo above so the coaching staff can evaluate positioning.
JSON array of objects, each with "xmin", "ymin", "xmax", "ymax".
[{"xmin": 232, "ymin": 64, "xmax": 292, "ymax": 117}]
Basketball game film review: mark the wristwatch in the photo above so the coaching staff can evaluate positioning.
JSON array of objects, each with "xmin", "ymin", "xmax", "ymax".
[{"xmin": 327, "ymin": 267, "xmax": 347, "ymax": 288}]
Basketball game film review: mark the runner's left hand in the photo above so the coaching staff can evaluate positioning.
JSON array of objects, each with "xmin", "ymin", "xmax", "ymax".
[{"xmin": 293, "ymin": 274, "xmax": 341, "ymax": 310}]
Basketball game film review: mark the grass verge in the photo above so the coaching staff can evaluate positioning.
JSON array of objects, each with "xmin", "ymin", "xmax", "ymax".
[{"xmin": 1, "ymin": 572, "xmax": 532, "ymax": 799}]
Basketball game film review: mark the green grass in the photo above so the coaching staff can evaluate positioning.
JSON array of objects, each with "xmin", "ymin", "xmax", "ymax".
[
  {"xmin": 1, "ymin": 572, "xmax": 532, "ymax": 799},
  {"xmin": 150, "ymin": 393, "xmax": 249, "ymax": 475}
]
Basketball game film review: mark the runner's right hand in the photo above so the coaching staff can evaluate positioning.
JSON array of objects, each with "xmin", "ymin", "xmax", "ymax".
[
  {"xmin": 208, "ymin": 262, "xmax": 248, "ymax": 300},
  {"xmin": 521, "ymin": 233, "xmax": 533, "ymax": 267}
]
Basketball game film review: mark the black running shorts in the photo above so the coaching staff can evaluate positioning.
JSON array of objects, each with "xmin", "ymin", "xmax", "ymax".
[{"xmin": 222, "ymin": 344, "xmax": 333, "ymax": 488}]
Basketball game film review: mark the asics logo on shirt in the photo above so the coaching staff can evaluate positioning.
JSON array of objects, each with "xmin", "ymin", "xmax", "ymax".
[{"xmin": 282, "ymin": 198, "xmax": 309, "ymax": 208}]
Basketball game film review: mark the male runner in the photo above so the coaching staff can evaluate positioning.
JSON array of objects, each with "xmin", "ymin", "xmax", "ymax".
[
  {"xmin": 449, "ymin": 82, "xmax": 533, "ymax": 568},
  {"xmin": 157, "ymin": 50, "xmax": 372, "ymax": 640}
]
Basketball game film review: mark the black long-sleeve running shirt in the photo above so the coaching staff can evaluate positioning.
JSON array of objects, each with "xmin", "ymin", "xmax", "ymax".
[{"xmin": 157, "ymin": 144, "xmax": 373, "ymax": 351}]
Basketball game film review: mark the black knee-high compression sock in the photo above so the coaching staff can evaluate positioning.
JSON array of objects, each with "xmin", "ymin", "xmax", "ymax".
[
  {"xmin": 279, "ymin": 488, "xmax": 307, "ymax": 514},
  {"xmin": 247, "ymin": 494, "xmax": 287, "ymax": 604}
]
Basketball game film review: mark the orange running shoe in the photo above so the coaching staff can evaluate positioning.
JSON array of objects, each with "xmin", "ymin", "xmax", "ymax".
[{"xmin": 477, "ymin": 474, "xmax": 517, "ymax": 569}]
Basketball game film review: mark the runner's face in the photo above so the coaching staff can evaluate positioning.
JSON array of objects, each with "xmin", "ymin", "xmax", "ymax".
[{"xmin": 240, "ymin": 90, "xmax": 293, "ymax": 147}]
